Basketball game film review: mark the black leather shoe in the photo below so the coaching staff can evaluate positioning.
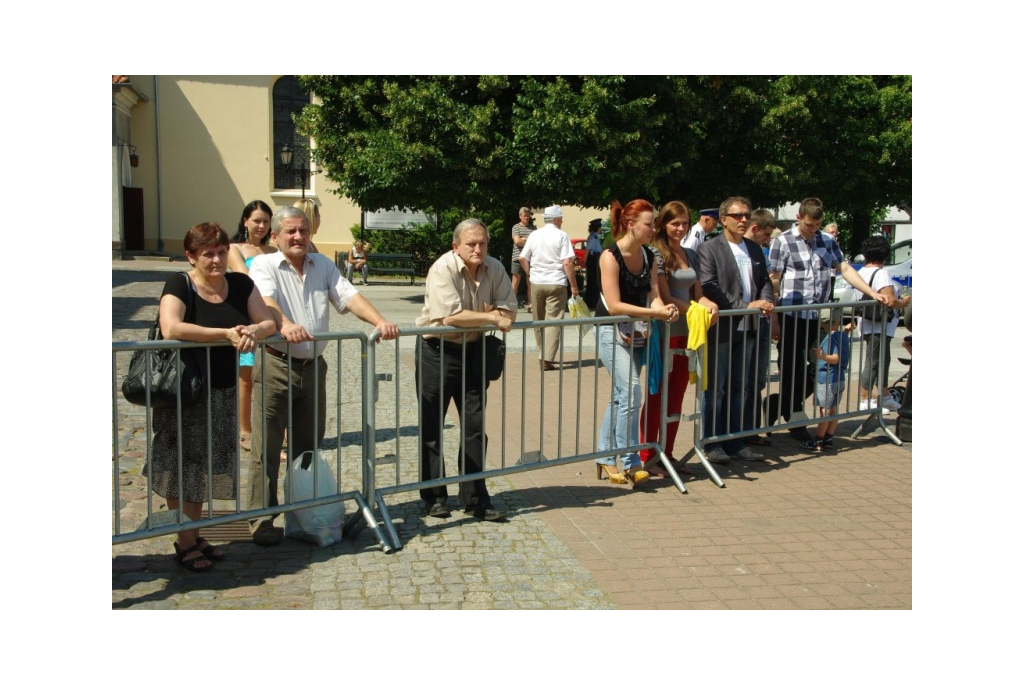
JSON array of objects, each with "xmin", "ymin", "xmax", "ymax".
[
  {"xmin": 425, "ymin": 501, "xmax": 450, "ymax": 518},
  {"xmin": 467, "ymin": 507, "xmax": 507, "ymax": 522}
]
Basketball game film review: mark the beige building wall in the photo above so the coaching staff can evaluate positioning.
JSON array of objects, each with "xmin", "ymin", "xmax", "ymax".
[
  {"xmin": 123, "ymin": 75, "xmax": 362, "ymax": 260},
  {"xmin": 117, "ymin": 76, "xmax": 615, "ymax": 260}
]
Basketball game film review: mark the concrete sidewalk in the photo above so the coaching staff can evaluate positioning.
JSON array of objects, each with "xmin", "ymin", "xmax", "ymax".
[{"xmin": 112, "ymin": 261, "xmax": 911, "ymax": 609}]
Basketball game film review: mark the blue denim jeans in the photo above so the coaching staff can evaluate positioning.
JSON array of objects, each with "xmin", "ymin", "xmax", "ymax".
[
  {"xmin": 596, "ymin": 324, "xmax": 644, "ymax": 471},
  {"xmin": 703, "ymin": 325, "xmax": 756, "ymax": 454}
]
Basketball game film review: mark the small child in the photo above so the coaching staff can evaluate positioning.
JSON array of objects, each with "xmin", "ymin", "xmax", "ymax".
[{"xmin": 802, "ymin": 310, "xmax": 851, "ymax": 452}]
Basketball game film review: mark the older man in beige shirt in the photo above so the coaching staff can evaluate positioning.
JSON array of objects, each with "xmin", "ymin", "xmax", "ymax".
[{"xmin": 415, "ymin": 219, "xmax": 517, "ymax": 522}]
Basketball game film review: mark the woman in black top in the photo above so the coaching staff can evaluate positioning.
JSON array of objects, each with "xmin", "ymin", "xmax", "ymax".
[
  {"xmin": 593, "ymin": 200, "xmax": 677, "ymax": 487},
  {"xmin": 147, "ymin": 223, "xmax": 276, "ymax": 570}
]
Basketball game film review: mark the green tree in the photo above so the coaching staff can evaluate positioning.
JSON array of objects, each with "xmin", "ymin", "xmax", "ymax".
[
  {"xmin": 297, "ymin": 76, "xmax": 911, "ymax": 250},
  {"xmin": 763, "ymin": 75, "xmax": 912, "ymax": 250}
]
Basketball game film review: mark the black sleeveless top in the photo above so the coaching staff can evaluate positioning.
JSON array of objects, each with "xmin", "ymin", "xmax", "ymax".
[{"xmin": 595, "ymin": 244, "xmax": 654, "ymax": 317}]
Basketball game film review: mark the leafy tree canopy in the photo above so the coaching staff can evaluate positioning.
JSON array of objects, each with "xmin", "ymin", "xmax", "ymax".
[{"xmin": 297, "ymin": 75, "xmax": 910, "ymax": 250}]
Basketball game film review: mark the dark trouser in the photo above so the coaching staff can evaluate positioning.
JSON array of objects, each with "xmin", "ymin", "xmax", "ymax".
[
  {"xmin": 416, "ymin": 338, "xmax": 491, "ymax": 510},
  {"xmin": 743, "ymin": 316, "xmax": 772, "ymax": 431},
  {"xmin": 248, "ymin": 353, "xmax": 327, "ymax": 525},
  {"xmin": 766, "ymin": 313, "xmax": 815, "ymax": 426},
  {"xmin": 703, "ymin": 326, "xmax": 755, "ymax": 454},
  {"xmin": 584, "ymin": 252, "xmax": 601, "ymax": 309}
]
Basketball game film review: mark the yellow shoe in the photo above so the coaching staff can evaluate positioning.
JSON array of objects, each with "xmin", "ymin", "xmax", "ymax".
[
  {"xmin": 623, "ymin": 467, "xmax": 649, "ymax": 488},
  {"xmin": 596, "ymin": 463, "xmax": 627, "ymax": 484}
]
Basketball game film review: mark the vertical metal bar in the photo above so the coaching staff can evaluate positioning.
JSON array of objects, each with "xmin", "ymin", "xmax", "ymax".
[
  {"xmin": 556, "ymin": 322, "xmax": 564, "ymax": 460},
  {"xmin": 519, "ymin": 327, "xmax": 527, "ymax": 461},
  {"xmin": 363, "ymin": 333, "xmax": 377, "ymax": 508},
  {"xmin": 538, "ymin": 326, "xmax": 546, "ymax": 460},
  {"xmin": 336, "ymin": 338, "xmax": 343, "ymax": 496},
  {"xmin": 175, "ymin": 347, "xmax": 184, "ymax": 526},
  {"xmin": 112, "ymin": 351, "xmax": 121, "ymax": 536},
  {"xmin": 205, "ymin": 346, "xmax": 213, "ymax": 521},
  {"xmin": 394, "ymin": 335, "xmax": 403, "ymax": 485}
]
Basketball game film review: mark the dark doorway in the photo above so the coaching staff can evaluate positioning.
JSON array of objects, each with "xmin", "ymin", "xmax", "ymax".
[{"xmin": 123, "ymin": 187, "xmax": 144, "ymax": 251}]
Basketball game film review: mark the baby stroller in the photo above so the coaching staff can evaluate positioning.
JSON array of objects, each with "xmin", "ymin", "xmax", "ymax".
[{"xmin": 887, "ymin": 335, "xmax": 911, "ymax": 407}]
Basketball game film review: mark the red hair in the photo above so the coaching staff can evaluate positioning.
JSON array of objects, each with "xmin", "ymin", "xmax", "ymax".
[{"xmin": 610, "ymin": 199, "xmax": 655, "ymax": 239}]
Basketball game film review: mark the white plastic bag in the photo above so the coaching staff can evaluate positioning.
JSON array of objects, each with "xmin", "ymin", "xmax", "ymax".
[
  {"xmin": 283, "ymin": 450, "xmax": 344, "ymax": 547},
  {"xmin": 567, "ymin": 295, "xmax": 592, "ymax": 320}
]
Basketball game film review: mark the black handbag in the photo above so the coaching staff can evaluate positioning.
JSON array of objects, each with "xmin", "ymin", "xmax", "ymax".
[
  {"xmin": 121, "ymin": 274, "xmax": 205, "ymax": 408},
  {"xmin": 472, "ymin": 333, "xmax": 506, "ymax": 382}
]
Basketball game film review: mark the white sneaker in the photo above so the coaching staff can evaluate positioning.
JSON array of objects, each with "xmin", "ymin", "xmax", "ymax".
[
  {"xmin": 859, "ymin": 398, "xmax": 890, "ymax": 415},
  {"xmin": 881, "ymin": 395, "xmax": 901, "ymax": 411}
]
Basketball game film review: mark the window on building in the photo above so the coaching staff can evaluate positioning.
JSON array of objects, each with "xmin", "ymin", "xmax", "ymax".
[{"xmin": 273, "ymin": 76, "xmax": 312, "ymax": 191}]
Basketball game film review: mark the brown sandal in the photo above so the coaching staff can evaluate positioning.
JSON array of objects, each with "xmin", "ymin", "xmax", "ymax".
[
  {"xmin": 174, "ymin": 542, "xmax": 213, "ymax": 572},
  {"xmin": 194, "ymin": 536, "xmax": 225, "ymax": 560}
]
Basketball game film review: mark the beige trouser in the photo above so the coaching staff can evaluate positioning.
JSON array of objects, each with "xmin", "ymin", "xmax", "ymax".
[{"xmin": 531, "ymin": 282, "xmax": 568, "ymax": 362}]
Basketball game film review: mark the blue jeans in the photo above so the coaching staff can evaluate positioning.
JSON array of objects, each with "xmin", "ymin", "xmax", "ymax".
[
  {"xmin": 596, "ymin": 324, "xmax": 644, "ymax": 471},
  {"xmin": 703, "ymin": 325, "xmax": 756, "ymax": 454}
]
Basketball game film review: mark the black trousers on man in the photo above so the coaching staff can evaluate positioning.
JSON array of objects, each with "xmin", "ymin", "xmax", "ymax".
[
  {"xmin": 765, "ymin": 313, "xmax": 816, "ymax": 431},
  {"xmin": 416, "ymin": 337, "xmax": 491, "ymax": 510}
]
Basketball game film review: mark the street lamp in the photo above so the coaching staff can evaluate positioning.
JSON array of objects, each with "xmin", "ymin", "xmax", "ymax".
[{"xmin": 279, "ymin": 145, "xmax": 313, "ymax": 200}]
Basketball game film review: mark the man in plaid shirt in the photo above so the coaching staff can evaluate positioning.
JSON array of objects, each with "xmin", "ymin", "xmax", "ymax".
[{"xmin": 766, "ymin": 198, "xmax": 895, "ymax": 441}]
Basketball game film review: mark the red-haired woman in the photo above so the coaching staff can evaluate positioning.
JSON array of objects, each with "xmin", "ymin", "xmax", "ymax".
[
  {"xmin": 593, "ymin": 200, "xmax": 677, "ymax": 487},
  {"xmin": 640, "ymin": 201, "xmax": 719, "ymax": 477},
  {"xmin": 147, "ymin": 223, "xmax": 276, "ymax": 571}
]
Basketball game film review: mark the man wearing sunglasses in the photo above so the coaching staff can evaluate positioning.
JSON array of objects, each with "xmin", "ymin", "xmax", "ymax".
[
  {"xmin": 697, "ymin": 196, "xmax": 775, "ymax": 464},
  {"xmin": 766, "ymin": 197, "xmax": 895, "ymax": 441}
]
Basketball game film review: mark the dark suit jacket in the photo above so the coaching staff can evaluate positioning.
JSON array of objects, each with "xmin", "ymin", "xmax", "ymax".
[{"xmin": 697, "ymin": 234, "xmax": 774, "ymax": 339}]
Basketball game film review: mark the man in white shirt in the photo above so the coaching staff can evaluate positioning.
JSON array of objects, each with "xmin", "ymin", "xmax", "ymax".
[
  {"xmin": 519, "ymin": 205, "xmax": 580, "ymax": 371},
  {"xmin": 245, "ymin": 206, "xmax": 399, "ymax": 545},
  {"xmin": 682, "ymin": 208, "xmax": 718, "ymax": 250}
]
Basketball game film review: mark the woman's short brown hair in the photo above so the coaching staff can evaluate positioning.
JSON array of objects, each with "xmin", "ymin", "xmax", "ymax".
[{"xmin": 184, "ymin": 222, "xmax": 230, "ymax": 256}]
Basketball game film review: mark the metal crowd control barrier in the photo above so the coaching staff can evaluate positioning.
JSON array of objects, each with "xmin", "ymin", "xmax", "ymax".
[
  {"xmin": 113, "ymin": 299, "xmax": 903, "ymax": 556},
  {"xmin": 691, "ymin": 298, "xmax": 903, "ymax": 482},
  {"xmin": 366, "ymin": 316, "xmax": 687, "ymax": 551},
  {"xmin": 112, "ymin": 332, "xmax": 392, "ymax": 552}
]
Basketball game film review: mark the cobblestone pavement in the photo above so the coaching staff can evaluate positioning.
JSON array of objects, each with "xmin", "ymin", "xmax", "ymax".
[{"xmin": 112, "ymin": 259, "xmax": 911, "ymax": 609}]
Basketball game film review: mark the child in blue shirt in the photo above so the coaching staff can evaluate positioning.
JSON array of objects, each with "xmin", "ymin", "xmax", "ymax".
[{"xmin": 802, "ymin": 310, "xmax": 852, "ymax": 452}]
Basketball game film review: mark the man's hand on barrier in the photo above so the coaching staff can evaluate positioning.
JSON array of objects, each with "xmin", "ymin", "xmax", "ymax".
[
  {"xmin": 493, "ymin": 310, "xmax": 514, "ymax": 333},
  {"xmin": 748, "ymin": 299, "xmax": 774, "ymax": 315},
  {"xmin": 375, "ymin": 320, "xmax": 400, "ymax": 341},
  {"xmin": 281, "ymin": 321, "xmax": 314, "ymax": 343}
]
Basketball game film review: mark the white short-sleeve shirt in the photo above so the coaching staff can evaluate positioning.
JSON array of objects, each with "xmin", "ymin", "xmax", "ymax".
[{"xmin": 249, "ymin": 251, "xmax": 358, "ymax": 358}]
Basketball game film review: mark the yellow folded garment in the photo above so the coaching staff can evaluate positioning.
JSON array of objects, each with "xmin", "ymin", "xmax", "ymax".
[{"xmin": 686, "ymin": 301, "xmax": 713, "ymax": 391}]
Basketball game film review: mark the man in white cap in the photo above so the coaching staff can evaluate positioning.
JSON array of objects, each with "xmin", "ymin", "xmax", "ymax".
[
  {"xmin": 682, "ymin": 208, "xmax": 718, "ymax": 250},
  {"xmin": 519, "ymin": 204, "xmax": 580, "ymax": 371}
]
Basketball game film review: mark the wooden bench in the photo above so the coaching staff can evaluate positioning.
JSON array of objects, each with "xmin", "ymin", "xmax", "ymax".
[{"xmin": 335, "ymin": 251, "xmax": 416, "ymax": 285}]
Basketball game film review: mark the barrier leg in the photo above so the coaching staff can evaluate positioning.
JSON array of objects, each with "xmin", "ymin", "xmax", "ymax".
[
  {"xmin": 650, "ymin": 447, "xmax": 687, "ymax": 494},
  {"xmin": 375, "ymin": 491, "xmax": 403, "ymax": 552},
  {"xmin": 343, "ymin": 492, "xmax": 393, "ymax": 553}
]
